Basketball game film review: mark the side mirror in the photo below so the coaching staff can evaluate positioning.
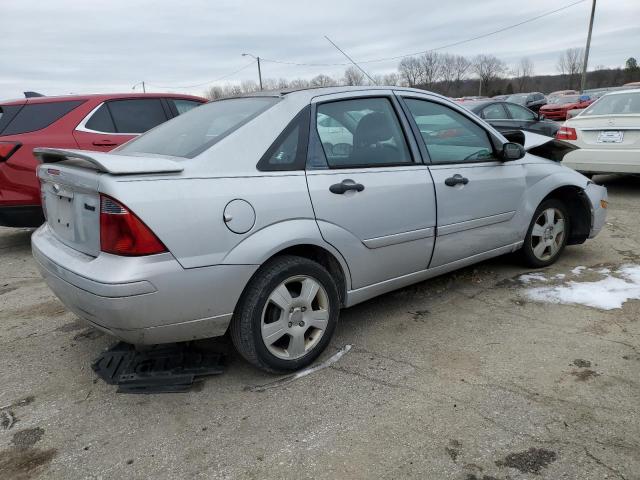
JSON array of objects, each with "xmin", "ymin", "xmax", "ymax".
[{"xmin": 501, "ymin": 142, "xmax": 526, "ymax": 161}]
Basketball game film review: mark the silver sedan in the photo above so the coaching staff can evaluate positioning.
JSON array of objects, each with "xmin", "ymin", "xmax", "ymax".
[{"xmin": 32, "ymin": 86, "xmax": 608, "ymax": 372}]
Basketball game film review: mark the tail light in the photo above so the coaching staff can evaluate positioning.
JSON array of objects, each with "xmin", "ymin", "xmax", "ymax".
[
  {"xmin": 0, "ymin": 141, "xmax": 21, "ymax": 162},
  {"xmin": 100, "ymin": 195, "xmax": 167, "ymax": 256},
  {"xmin": 556, "ymin": 126, "xmax": 577, "ymax": 141}
]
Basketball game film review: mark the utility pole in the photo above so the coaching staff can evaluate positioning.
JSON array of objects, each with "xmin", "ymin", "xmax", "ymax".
[
  {"xmin": 257, "ymin": 57, "xmax": 263, "ymax": 90},
  {"xmin": 142, "ymin": 81, "xmax": 146, "ymax": 93},
  {"xmin": 242, "ymin": 53, "xmax": 263, "ymax": 90},
  {"xmin": 580, "ymin": 0, "xmax": 596, "ymax": 93},
  {"xmin": 478, "ymin": 79, "xmax": 482, "ymax": 96}
]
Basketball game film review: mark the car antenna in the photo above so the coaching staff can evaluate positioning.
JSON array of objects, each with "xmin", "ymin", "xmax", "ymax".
[{"xmin": 324, "ymin": 35, "xmax": 378, "ymax": 86}]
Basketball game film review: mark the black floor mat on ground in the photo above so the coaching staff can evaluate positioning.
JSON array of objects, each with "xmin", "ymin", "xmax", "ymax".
[{"xmin": 92, "ymin": 342, "xmax": 225, "ymax": 393}]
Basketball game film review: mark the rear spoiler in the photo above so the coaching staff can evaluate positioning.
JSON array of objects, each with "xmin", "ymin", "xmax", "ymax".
[{"xmin": 33, "ymin": 148, "xmax": 184, "ymax": 175}]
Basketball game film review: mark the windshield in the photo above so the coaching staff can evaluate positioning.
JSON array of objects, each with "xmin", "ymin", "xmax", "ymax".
[
  {"xmin": 117, "ymin": 96, "xmax": 279, "ymax": 158},
  {"xmin": 581, "ymin": 92, "xmax": 640, "ymax": 116},
  {"xmin": 551, "ymin": 95, "xmax": 581, "ymax": 104}
]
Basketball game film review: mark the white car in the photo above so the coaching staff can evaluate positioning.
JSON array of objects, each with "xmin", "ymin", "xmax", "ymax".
[{"xmin": 560, "ymin": 89, "xmax": 640, "ymax": 175}]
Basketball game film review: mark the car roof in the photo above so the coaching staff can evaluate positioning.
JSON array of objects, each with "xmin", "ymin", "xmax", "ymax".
[
  {"xmin": 1, "ymin": 92, "xmax": 207, "ymax": 106},
  {"xmin": 602, "ymin": 88, "xmax": 640, "ymax": 96}
]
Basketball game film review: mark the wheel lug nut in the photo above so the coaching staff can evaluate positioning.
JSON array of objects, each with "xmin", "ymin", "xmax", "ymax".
[
  {"xmin": 288, "ymin": 322, "xmax": 293, "ymax": 328},
  {"xmin": 299, "ymin": 321, "xmax": 305, "ymax": 327},
  {"xmin": 301, "ymin": 307, "xmax": 307, "ymax": 312}
]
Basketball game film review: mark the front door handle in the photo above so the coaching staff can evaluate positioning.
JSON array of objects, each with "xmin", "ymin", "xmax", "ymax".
[
  {"xmin": 329, "ymin": 179, "xmax": 365, "ymax": 195},
  {"xmin": 92, "ymin": 140, "xmax": 118, "ymax": 147},
  {"xmin": 444, "ymin": 174, "xmax": 469, "ymax": 187}
]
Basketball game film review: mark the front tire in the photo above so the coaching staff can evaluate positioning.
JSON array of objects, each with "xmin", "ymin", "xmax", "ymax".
[
  {"xmin": 521, "ymin": 199, "xmax": 570, "ymax": 268},
  {"xmin": 230, "ymin": 255, "xmax": 340, "ymax": 373}
]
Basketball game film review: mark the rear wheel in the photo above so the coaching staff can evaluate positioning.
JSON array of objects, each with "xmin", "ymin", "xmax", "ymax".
[
  {"xmin": 522, "ymin": 199, "xmax": 570, "ymax": 268},
  {"xmin": 230, "ymin": 255, "xmax": 339, "ymax": 373}
]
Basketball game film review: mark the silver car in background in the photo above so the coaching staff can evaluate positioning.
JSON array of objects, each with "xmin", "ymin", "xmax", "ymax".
[{"xmin": 32, "ymin": 86, "xmax": 607, "ymax": 372}]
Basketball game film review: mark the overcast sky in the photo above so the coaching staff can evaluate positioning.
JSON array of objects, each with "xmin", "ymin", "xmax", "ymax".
[{"xmin": 2, "ymin": 0, "xmax": 638, "ymax": 99}]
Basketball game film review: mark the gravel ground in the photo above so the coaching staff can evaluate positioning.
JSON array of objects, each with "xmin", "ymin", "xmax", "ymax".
[{"xmin": 0, "ymin": 175, "xmax": 639, "ymax": 480}]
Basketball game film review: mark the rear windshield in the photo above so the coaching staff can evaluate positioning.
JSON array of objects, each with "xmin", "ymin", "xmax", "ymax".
[
  {"xmin": 581, "ymin": 92, "xmax": 640, "ymax": 116},
  {"xmin": 506, "ymin": 94, "xmax": 528, "ymax": 103},
  {"xmin": 117, "ymin": 96, "xmax": 279, "ymax": 158},
  {"xmin": 0, "ymin": 100, "xmax": 84, "ymax": 135}
]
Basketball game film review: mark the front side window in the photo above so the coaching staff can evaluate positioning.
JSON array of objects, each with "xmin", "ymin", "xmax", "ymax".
[
  {"xmin": 107, "ymin": 99, "xmax": 168, "ymax": 133},
  {"xmin": 117, "ymin": 96, "xmax": 279, "ymax": 158},
  {"xmin": 315, "ymin": 97, "xmax": 411, "ymax": 168},
  {"xmin": 505, "ymin": 103, "xmax": 536, "ymax": 121},
  {"xmin": 481, "ymin": 103, "xmax": 507, "ymax": 120},
  {"xmin": 404, "ymin": 98, "xmax": 496, "ymax": 164}
]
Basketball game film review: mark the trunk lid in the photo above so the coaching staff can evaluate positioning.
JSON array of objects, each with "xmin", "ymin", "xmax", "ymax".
[
  {"xmin": 35, "ymin": 148, "xmax": 183, "ymax": 257},
  {"xmin": 569, "ymin": 115, "xmax": 640, "ymax": 149}
]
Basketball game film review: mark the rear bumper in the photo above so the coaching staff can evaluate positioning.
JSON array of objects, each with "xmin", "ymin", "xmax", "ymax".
[
  {"xmin": 563, "ymin": 149, "xmax": 640, "ymax": 174},
  {"xmin": 32, "ymin": 224, "xmax": 258, "ymax": 344},
  {"xmin": 0, "ymin": 205, "xmax": 44, "ymax": 228}
]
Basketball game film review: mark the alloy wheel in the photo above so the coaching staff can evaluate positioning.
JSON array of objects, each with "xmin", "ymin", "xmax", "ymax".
[
  {"xmin": 530, "ymin": 207, "xmax": 566, "ymax": 261},
  {"xmin": 260, "ymin": 275, "xmax": 330, "ymax": 360}
]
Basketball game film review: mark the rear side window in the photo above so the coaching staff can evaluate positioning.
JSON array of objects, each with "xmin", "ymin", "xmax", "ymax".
[
  {"xmin": 171, "ymin": 99, "xmax": 203, "ymax": 115},
  {"xmin": 0, "ymin": 105, "xmax": 23, "ymax": 135},
  {"xmin": 107, "ymin": 99, "xmax": 168, "ymax": 134},
  {"xmin": 117, "ymin": 96, "xmax": 279, "ymax": 158},
  {"xmin": 85, "ymin": 104, "xmax": 116, "ymax": 132},
  {"xmin": 481, "ymin": 103, "xmax": 507, "ymax": 120},
  {"xmin": 315, "ymin": 97, "xmax": 412, "ymax": 168},
  {"xmin": 257, "ymin": 106, "xmax": 310, "ymax": 171},
  {"xmin": 1, "ymin": 100, "xmax": 84, "ymax": 135}
]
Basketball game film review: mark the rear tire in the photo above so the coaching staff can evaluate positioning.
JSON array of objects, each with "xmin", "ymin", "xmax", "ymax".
[
  {"xmin": 521, "ymin": 199, "xmax": 570, "ymax": 268},
  {"xmin": 230, "ymin": 255, "xmax": 340, "ymax": 373}
]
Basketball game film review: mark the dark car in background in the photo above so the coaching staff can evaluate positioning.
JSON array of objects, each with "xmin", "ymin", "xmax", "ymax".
[
  {"xmin": 460, "ymin": 100, "xmax": 560, "ymax": 137},
  {"xmin": 505, "ymin": 92, "xmax": 547, "ymax": 112},
  {"xmin": 0, "ymin": 92, "xmax": 207, "ymax": 227},
  {"xmin": 539, "ymin": 94, "xmax": 593, "ymax": 121}
]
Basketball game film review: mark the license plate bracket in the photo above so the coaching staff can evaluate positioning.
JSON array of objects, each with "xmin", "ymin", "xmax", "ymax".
[{"xmin": 597, "ymin": 130, "xmax": 624, "ymax": 143}]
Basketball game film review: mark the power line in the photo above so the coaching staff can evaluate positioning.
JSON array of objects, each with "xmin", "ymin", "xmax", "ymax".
[
  {"xmin": 259, "ymin": 0, "xmax": 587, "ymax": 67},
  {"xmin": 145, "ymin": 60, "xmax": 257, "ymax": 89}
]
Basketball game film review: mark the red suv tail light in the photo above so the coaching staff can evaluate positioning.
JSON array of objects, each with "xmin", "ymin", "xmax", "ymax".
[
  {"xmin": 556, "ymin": 126, "xmax": 577, "ymax": 141},
  {"xmin": 0, "ymin": 141, "xmax": 21, "ymax": 162},
  {"xmin": 100, "ymin": 195, "xmax": 167, "ymax": 256}
]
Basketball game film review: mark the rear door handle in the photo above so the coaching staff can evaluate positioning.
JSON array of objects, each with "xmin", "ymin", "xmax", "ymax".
[
  {"xmin": 444, "ymin": 174, "xmax": 469, "ymax": 187},
  {"xmin": 329, "ymin": 179, "xmax": 365, "ymax": 194},
  {"xmin": 92, "ymin": 140, "xmax": 117, "ymax": 147}
]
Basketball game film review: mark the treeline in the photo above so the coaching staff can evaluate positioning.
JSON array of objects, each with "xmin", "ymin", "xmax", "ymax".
[{"xmin": 204, "ymin": 50, "xmax": 640, "ymax": 100}]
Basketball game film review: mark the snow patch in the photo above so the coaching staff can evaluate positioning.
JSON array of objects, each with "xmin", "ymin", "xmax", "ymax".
[
  {"xmin": 525, "ymin": 264, "xmax": 640, "ymax": 310},
  {"xmin": 519, "ymin": 273, "xmax": 548, "ymax": 284},
  {"xmin": 571, "ymin": 266, "xmax": 587, "ymax": 275}
]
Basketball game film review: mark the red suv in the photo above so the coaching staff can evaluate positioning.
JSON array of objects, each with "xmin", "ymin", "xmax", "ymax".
[
  {"xmin": 539, "ymin": 94, "xmax": 593, "ymax": 121},
  {"xmin": 0, "ymin": 93, "xmax": 206, "ymax": 227}
]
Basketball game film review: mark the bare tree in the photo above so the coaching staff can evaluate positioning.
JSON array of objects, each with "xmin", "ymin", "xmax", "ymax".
[
  {"xmin": 310, "ymin": 74, "xmax": 337, "ymax": 87},
  {"xmin": 343, "ymin": 66, "xmax": 365, "ymax": 86},
  {"xmin": 439, "ymin": 53, "xmax": 461, "ymax": 94},
  {"xmin": 557, "ymin": 48, "xmax": 584, "ymax": 89},
  {"xmin": 420, "ymin": 52, "xmax": 442, "ymax": 88},
  {"xmin": 472, "ymin": 54, "xmax": 506, "ymax": 95},
  {"xmin": 451, "ymin": 55, "xmax": 471, "ymax": 95},
  {"xmin": 382, "ymin": 72, "xmax": 400, "ymax": 86},
  {"xmin": 513, "ymin": 57, "xmax": 534, "ymax": 92},
  {"xmin": 398, "ymin": 57, "xmax": 423, "ymax": 87},
  {"xmin": 289, "ymin": 78, "xmax": 311, "ymax": 89},
  {"xmin": 240, "ymin": 80, "xmax": 259, "ymax": 93}
]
